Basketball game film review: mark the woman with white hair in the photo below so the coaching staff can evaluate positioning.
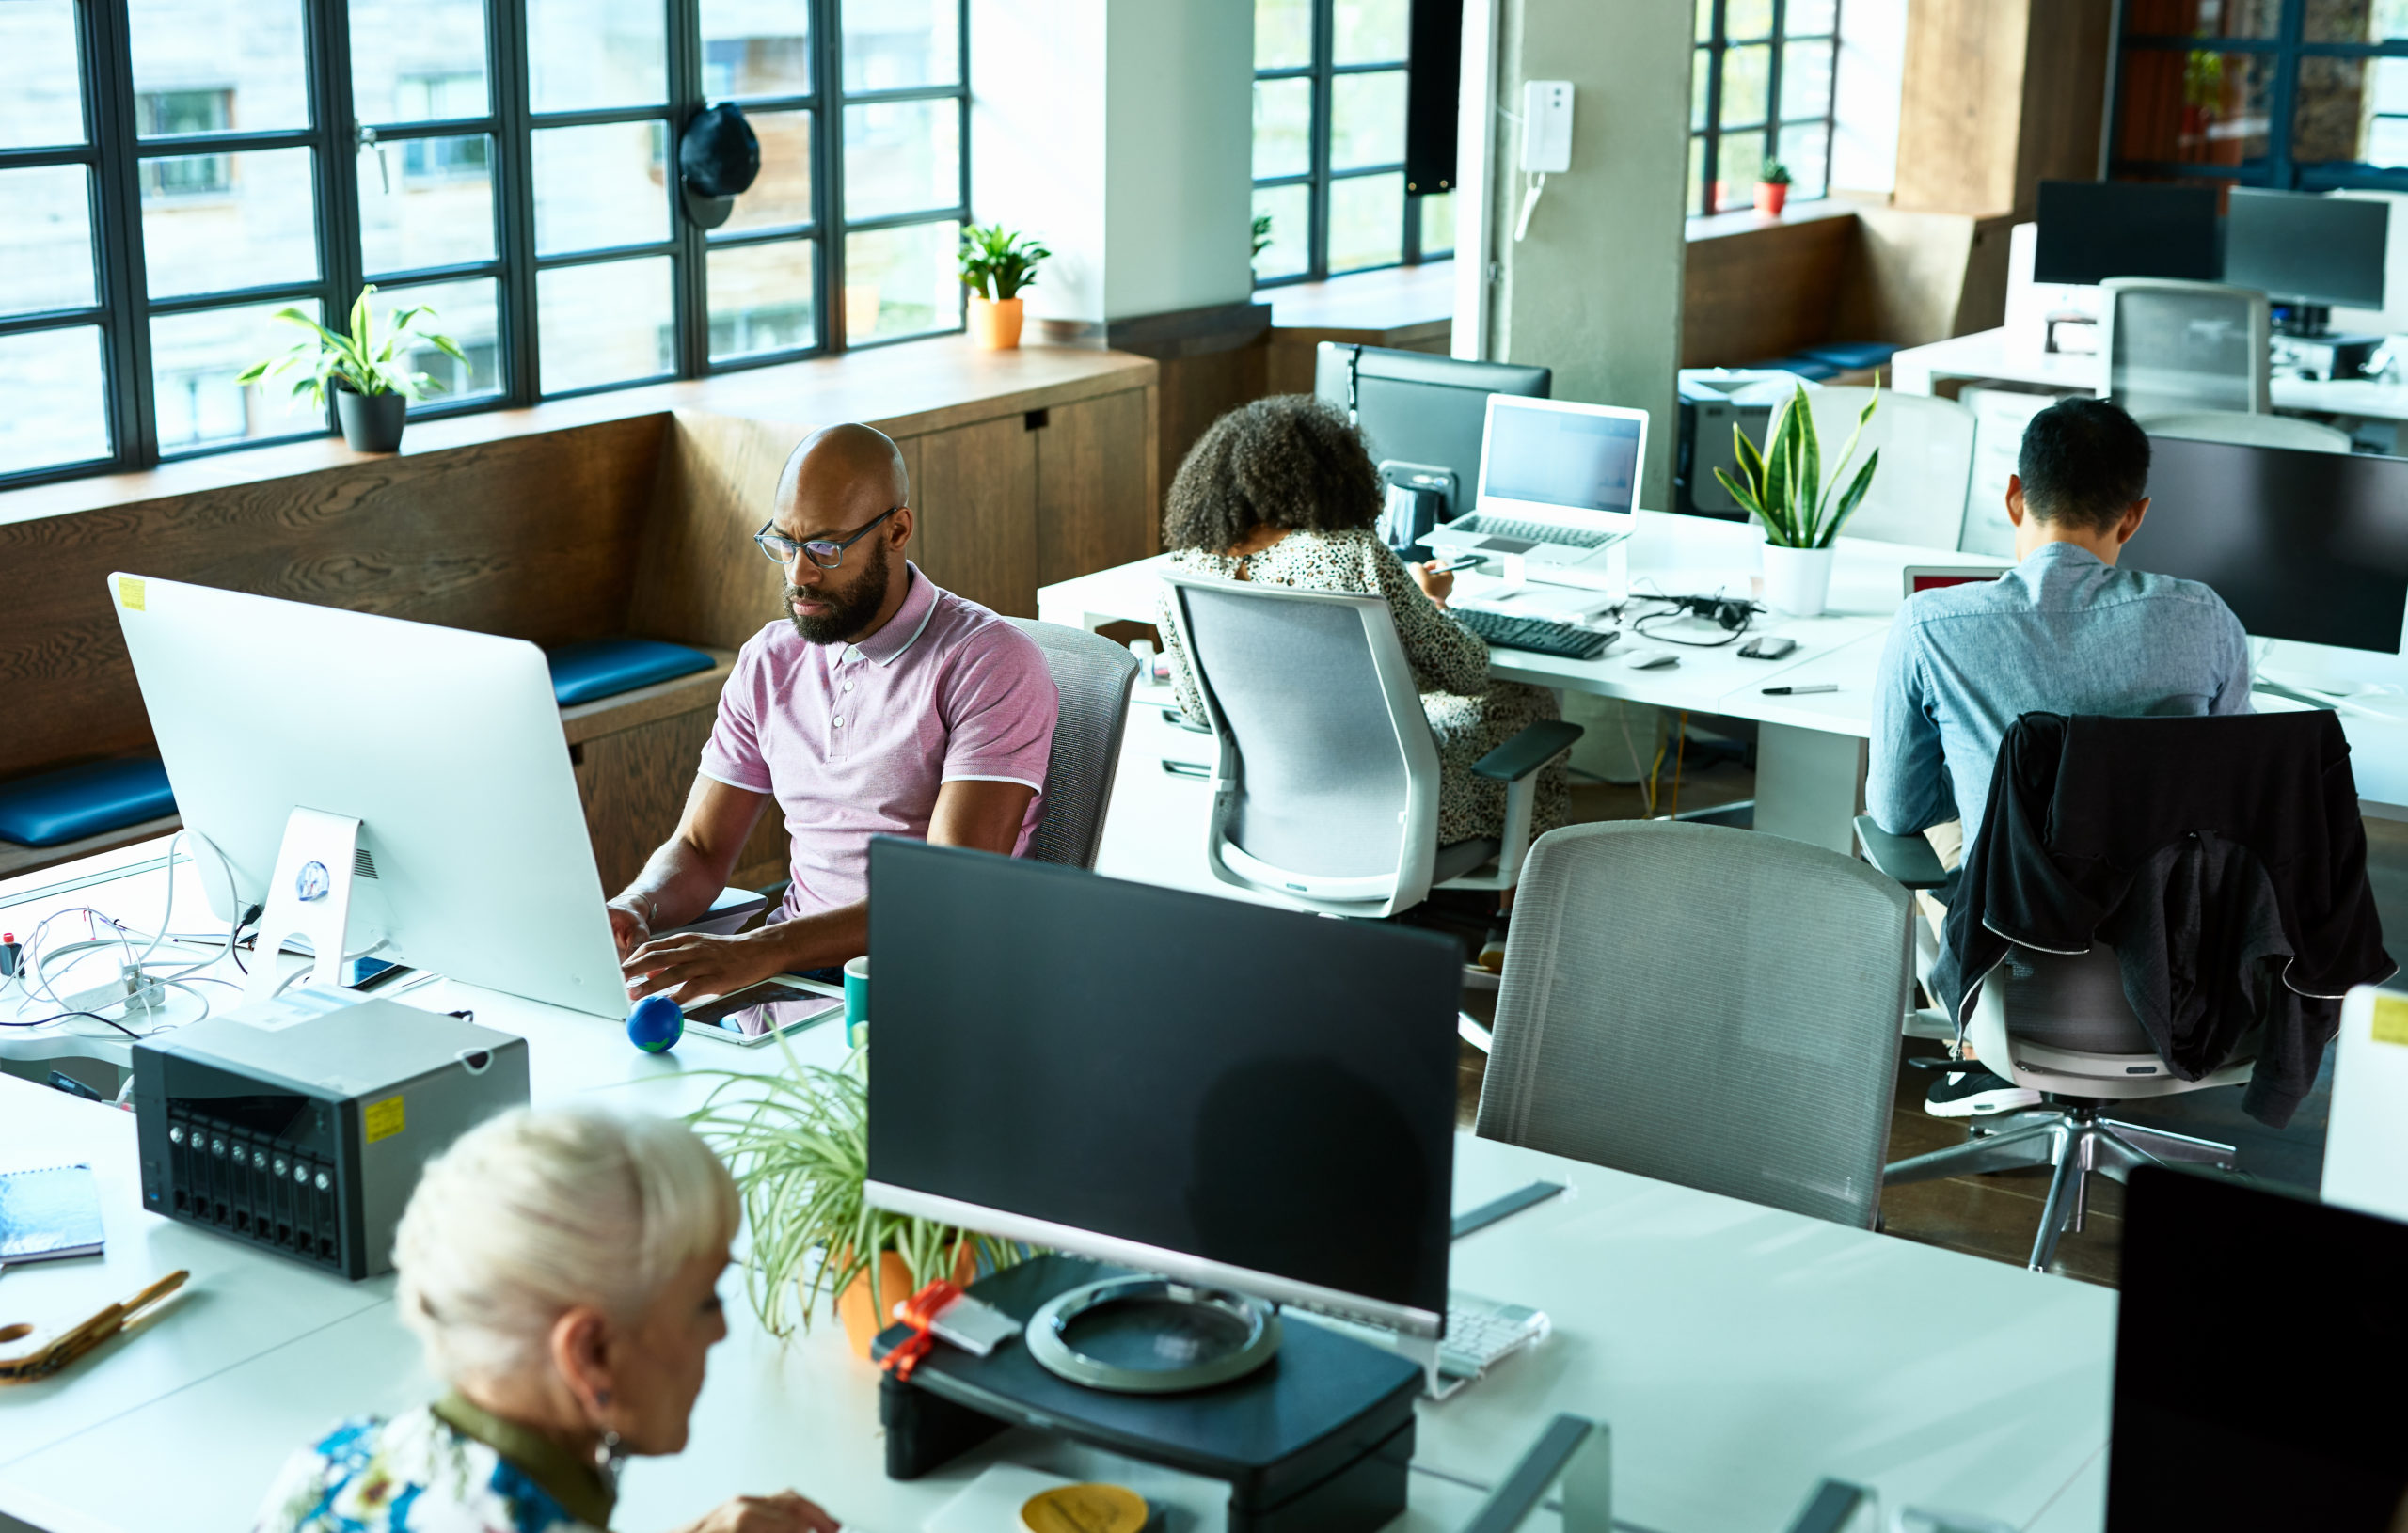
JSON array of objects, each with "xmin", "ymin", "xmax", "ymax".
[{"xmin": 253, "ymin": 1105, "xmax": 839, "ymax": 1533}]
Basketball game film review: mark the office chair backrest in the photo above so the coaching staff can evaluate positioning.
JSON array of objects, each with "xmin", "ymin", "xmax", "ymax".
[
  {"xmin": 2136, "ymin": 409, "xmax": 2352, "ymax": 453},
  {"xmin": 1159, "ymin": 572, "xmax": 1441, "ymax": 906},
  {"xmin": 1478, "ymin": 820, "xmax": 1912, "ymax": 1228},
  {"xmin": 1004, "ymin": 619, "xmax": 1139, "ymax": 869},
  {"xmin": 2099, "ymin": 278, "xmax": 2272, "ymax": 417},
  {"xmin": 1808, "ymin": 387, "xmax": 1976, "ymax": 547}
]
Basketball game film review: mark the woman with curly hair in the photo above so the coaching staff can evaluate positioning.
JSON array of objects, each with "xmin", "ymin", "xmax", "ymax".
[{"xmin": 1154, "ymin": 395, "xmax": 1569, "ymax": 953}]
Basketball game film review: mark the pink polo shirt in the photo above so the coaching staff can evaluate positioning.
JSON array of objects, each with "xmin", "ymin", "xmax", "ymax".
[{"xmin": 698, "ymin": 564, "xmax": 1058, "ymax": 922}]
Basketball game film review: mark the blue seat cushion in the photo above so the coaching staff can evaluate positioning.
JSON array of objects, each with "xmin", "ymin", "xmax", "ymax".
[
  {"xmin": 1797, "ymin": 340, "xmax": 1900, "ymax": 371},
  {"xmin": 547, "ymin": 639, "xmax": 717, "ymax": 706},
  {"xmin": 1745, "ymin": 356, "xmax": 1843, "ymax": 382},
  {"xmin": 0, "ymin": 757, "xmax": 177, "ymax": 847}
]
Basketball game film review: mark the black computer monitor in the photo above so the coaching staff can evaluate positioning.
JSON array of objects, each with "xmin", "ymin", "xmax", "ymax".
[
  {"xmin": 863, "ymin": 838, "xmax": 1462, "ymax": 1336},
  {"xmin": 1314, "ymin": 342, "xmax": 1550, "ymax": 522},
  {"xmin": 2224, "ymin": 187, "xmax": 2389, "ymax": 310},
  {"xmin": 2125, "ymin": 435, "xmax": 2408, "ymax": 654},
  {"xmin": 2113, "ymin": 1167, "xmax": 2408, "ymax": 1529},
  {"xmin": 2033, "ymin": 179, "xmax": 2220, "ymax": 286}
]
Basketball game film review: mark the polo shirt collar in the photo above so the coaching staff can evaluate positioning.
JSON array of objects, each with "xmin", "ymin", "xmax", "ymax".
[{"xmin": 847, "ymin": 562, "xmax": 939, "ymax": 667}]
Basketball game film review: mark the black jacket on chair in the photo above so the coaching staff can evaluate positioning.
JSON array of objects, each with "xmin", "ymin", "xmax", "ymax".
[{"xmin": 1929, "ymin": 711, "xmax": 2396, "ymax": 1127}]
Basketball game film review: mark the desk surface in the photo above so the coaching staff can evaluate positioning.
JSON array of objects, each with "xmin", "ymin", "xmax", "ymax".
[
  {"xmin": 1891, "ymin": 326, "xmax": 2408, "ymax": 423},
  {"xmin": 0, "ymin": 942, "xmax": 2118, "ymax": 1533}
]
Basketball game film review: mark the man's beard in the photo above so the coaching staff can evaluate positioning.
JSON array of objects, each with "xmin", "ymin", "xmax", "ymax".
[{"xmin": 786, "ymin": 536, "xmax": 892, "ymax": 644}]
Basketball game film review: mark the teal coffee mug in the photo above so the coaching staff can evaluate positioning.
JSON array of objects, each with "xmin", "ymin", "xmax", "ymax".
[{"xmin": 842, "ymin": 955, "xmax": 869, "ymax": 1046}]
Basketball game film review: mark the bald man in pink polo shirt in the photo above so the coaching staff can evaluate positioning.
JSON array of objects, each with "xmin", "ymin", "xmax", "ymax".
[{"xmin": 612, "ymin": 422, "xmax": 1059, "ymax": 1004}]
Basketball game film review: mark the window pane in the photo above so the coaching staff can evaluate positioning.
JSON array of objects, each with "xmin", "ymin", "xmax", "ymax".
[
  {"xmin": 1254, "ymin": 77, "xmax": 1312, "ymax": 179},
  {"xmin": 2295, "ymin": 55, "xmax": 2408, "ymax": 164},
  {"xmin": 1334, "ymin": 0, "xmax": 1408, "ymax": 64},
  {"xmin": 1258, "ymin": 0, "xmax": 1311, "ymax": 69},
  {"xmin": 2139, "ymin": 0, "xmax": 2281, "ymax": 39},
  {"xmin": 351, "ymin": 0, "xmax": 488, "ymax": 124},
  {"xmin": 0, "ymin": 327, "xmax": 109, "ymax": 475},
  {"xmin": 535, "ymin": 121, "xmax": 669, "ymax": 255},
  {"xmin": 1696, "ymin": 0, "xmax": 1715, "ymax": 44},
  {"xmin": 1726, "ymin": 0, "xmax": 1774, "ymax": 39},
  {"xmin": 704, "ymin": 0, "xmax": 811, "ymax": 98},
  {"xmin": 843, "ymin": 220, "xmax": 960, "ymax": 342},
  {"xmin": 364, "ymin": 277, "xmax": 502, "ymax": 409},
  {"xmin": 2, "ymin": 166, "xmax": 96, "ymax": 316},
  {"xmin": 0, "ymin": 1, "xmax": 85, "ymax": 150},
  {"xmin": 1331, "ymin": 70, "xmax": 1406, "ymax": 169},
  {"xmin": 2114, "ymin": 48, "xmax": 2274, "ymax": 166},
  {"xmin": 1782, "ymin": 39, "xmax": 1833, "ymax": 119},
  {"xmin": 151, "ymin": 298, "xmax": 325, "ymax": 452},
  {"xmin": 1689, "ymin": 134, "xmax": 1707, "ymax": 215},
  {"xmin": 1329, "ymin": 172, "xmax": 1403, "ymax": 272},
  {"xmin": 1715, "ymin": 128, "xmax": 1765, "ymax": 210},
  {"xmin": 719, "ymin": 110, "xmax": 813, "ymax": 235},
  {"xmin": 842, "ymin": 0, "xmax": 960, "ymax": 93},
  {"xmin": 1787, "ymin": 0, "xmax": 1839, "ymax": 34},
  {"xmin": 529, "ymin": 0, "xmax": 666, "ymax": 114},
  {"xmin": 141, "ymin": 146, "xmax": 319, "ymax": 299},
  {"xmin": 1252, "ymin": 182, "xmax": 1309, "ymax": 282},
  {"xmin": 843, "ymin": 98, "xmax": 960, "ymax": 220},
  {"xmin": 1721, "ymin": 44, "xmax": 1770, "ymax": 127},
  {"xmin": 361, "ymin": 134, "xmax": 495, "ymax": 274},
  {"xmin": 131, "ymin": 0, "xmax": 309, "ymax": 134},
  {"xmin": 539, "ymin": 257, "xmax": 673, "ymax": 392},
  {"xmin": 710, "ymin": 240, "xmax": 816, "ymax": 360},
  {"xmin": 1419, "ymin": 190, "xmax": 1454, "ymax": 256},
  {"xmin": 1693, "ymin": 47, "xmax": 1711, "ymax": 132},
  {"xmin": 1778, "ymin": 120, "xmax": 1829, "ymax": 198}
]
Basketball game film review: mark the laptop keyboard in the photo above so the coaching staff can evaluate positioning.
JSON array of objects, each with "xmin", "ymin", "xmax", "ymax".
[
  {"xmin": 1453, "ymin": 607, "xmax": 1616, "ymax": 661},
  {"xmin": 1450, "ymin": 514, "xmax": 1622, "ymax": 550}
]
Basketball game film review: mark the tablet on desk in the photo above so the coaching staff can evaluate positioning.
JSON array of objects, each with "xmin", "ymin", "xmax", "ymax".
[{"xmin": 679, "ymin": 977, "xmax": 845, "ymax": 1046}]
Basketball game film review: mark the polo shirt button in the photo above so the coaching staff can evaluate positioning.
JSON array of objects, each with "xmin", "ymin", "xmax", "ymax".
[
  {"xmin": 832, "ymin": 715, "xmax": 844, "ymax": 727},
  {"xmin": 844, "ymin": 681, "xmax": 855, "ymax": 692}
]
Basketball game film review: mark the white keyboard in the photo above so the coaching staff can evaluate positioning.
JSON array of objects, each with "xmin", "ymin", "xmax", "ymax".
[
  {"xmin": 1438, "ymin": 1293, "xmax": 1550, "ymax": 1379},
  {"xmin": 1449, "ymin": 514, "xmax": 1621, "ymax": 550}
]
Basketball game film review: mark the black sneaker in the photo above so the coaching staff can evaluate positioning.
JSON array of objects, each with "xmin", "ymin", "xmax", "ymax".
[{"xmin": 1924, "ymin": 1067, "xmax": 2042, "ymax": 1118}]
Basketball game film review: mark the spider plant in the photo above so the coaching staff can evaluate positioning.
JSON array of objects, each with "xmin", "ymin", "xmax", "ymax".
[
  {"xmin": 235, "ymin": 283, "xmax": 466, "ymax": 409},
  {"xmin": 689, "ymin": 1044, "xmax": 1022, "ymax": 1339},
  {"xmin": 1713, "ymin": 380, "xmax": 1882, "ymax": 549}
]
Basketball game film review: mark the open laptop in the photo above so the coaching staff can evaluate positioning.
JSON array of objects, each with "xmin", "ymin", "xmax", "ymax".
[{"xmin": 1427, "ymin": 397, "xmax": 1647, "ymax": 589}]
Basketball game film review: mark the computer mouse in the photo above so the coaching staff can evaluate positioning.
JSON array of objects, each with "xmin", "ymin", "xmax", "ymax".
[{"xmin": 1623, "ymin": 647, "xmax": 1678, "ymax": 670}]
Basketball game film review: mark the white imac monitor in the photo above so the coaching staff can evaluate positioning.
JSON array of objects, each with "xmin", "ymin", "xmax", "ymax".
[
  {"xmin": 1473, "ymin": 395, "xmax": 1648, "ymax": 529},
  {"xmin": 109, "ymin": 573, "xmax": 628, "ymax": 1020}
]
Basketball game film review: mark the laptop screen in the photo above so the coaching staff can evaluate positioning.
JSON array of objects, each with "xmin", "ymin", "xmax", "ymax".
[
  {"xmin": 1480, "ymin": 400, "xmax": 1643, "ymax": 514},
  {"xmin": 1908, "ymin": 571, "xmax": 2002, "ymax": 595}
]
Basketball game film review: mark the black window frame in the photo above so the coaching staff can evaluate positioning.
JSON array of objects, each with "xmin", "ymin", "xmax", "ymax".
[
  {"xmin": 0, "ymin": 0, "xmax": 972, "ymax": 492},
  {"xmin": 1689, "ymin": 0, "xmax": 1843, "ymax": 218},
  {"xmin": 1250, "ymin": 0, "xmax": 1450, "ymax": 289}
]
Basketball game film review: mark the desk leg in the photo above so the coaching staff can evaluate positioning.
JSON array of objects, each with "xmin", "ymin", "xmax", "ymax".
[{"xmin": 1753, "ymin": 724, "xmax": 1863, "ymax": 854}]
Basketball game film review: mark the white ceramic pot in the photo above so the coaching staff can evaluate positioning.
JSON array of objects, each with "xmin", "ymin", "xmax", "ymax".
[{"xmin": 1761, "ymin": 543, "xmax": 1835, "ymax": 617}]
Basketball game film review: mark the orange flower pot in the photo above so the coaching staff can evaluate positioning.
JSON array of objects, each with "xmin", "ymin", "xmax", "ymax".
[
  {"xmin": 832, "ymin": 1245, "xmax": 978, "ymax": 1360},
  {"xmin": 1755, "ymin": 182, "xmax": 1789, "ymax": 216},
  {"xmin": 968, "ymin": 295, "xmax": 1024, "ymax": 350}
]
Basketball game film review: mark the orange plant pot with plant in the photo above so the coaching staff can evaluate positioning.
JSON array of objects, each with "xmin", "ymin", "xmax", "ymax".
[
  {"xmin": 967, "ymin": 295, "xmax": 1025, "ymax": 351},
  {"xmin": 959, "ymin": 224, "xmax": 1050, "ymax": 351},
  {"xmin": 832, "ymin": 1244, "xmax": 979, "ymax": 1360}
]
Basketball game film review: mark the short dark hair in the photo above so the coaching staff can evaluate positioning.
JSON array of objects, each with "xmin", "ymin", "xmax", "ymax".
[
  {"xmin": 1162, "ymin": 395, "xmax": 1382, "ymax": 552},
  {"xmin": 2016, "ymin": 398, "xmax": 2150, "ymax": 532}
]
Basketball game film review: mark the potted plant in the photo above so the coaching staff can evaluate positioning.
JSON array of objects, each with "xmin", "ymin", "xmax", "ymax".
[
  {"xmin": 1756, "ymin": 159, "xmax": 1793, "ymax": 217},
  {"xmin": 958, "ymin": 224, "xmax": 1051, "ymax": 350},
  {"xmin": 1252, "ymin": 211, "xmax": 1275, "ymax": 269},
  {"xmin": 1713, "ymin": 381, "xmax": 1881, "ymax": 617},
  {"xmin": 689, "ymin": 1046, "xmax": 1022, "ymax": 1358},
  {"xmin": 236, "ymin": 284, "xmax": 465, "ymax": 453}
]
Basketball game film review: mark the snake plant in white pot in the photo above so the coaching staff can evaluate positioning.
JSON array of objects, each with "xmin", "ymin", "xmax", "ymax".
[{"xmin": 1713, "ymin": 382, "xmax": 1881, "ymax": 617}]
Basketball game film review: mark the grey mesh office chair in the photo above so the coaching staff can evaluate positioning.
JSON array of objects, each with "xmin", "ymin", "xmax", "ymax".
[
  {"xmin": 1158, "ymin": 571, "xmax": 1578, "ymax": 920},
  {"xmin": 1856, "ymin": 818, "xmax": 2247, "ymax": 1272},
  {"xmin": 1475, "ymin": 821, "xmax": 1913, "ymax": 1228},
  {"xmin": 2099, "ymin": 278, "xmax": 2273, "ymax": 418},
  {"xmin": 1006, "ymin": 618, "xmax": 1140, "ymax": 869},
  {"xmin": 2135, "ymin": 409, "xmax": 2351, "ymax": 453}
]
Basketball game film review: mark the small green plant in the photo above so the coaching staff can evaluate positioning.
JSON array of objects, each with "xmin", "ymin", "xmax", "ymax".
[
  {"xmin": 958, "ymin": 223, "xmax": 1051, "ymax": 301},
  {"xmin": 236, "ymin": 283, "xmax": 464, "ymax": 409},
  {"xmin": 1252, "ymin": 211, "xmax": 1275, "ymax": 260},
  {"xmin": 1713, "ymin": 381, "xmax": 1881, "ymax": 549},
  {"xmin": 689, "ymin": 1045, "xmax": 1022, "ymax": 1338},
  {"xmin": 1760, "ymin": 159, "xmax": 1793, "ymax": 186}
]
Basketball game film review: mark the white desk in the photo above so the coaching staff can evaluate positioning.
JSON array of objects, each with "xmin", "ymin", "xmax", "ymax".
[
  {"xmin": 1890, "ymin": 327, "xmax": 2408, "ymax": 429},
  {"xmin": 0, "ymin": 923, "xmax": 2119, "ymax": 1533}
]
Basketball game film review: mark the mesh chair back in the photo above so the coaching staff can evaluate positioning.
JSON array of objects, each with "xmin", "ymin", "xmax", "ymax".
[
  {"xmin": 1168, "ymin": 579, "xmax": 1434, "ymax": 878},
  {"xmin": 1477, "ymin": 821, "xmax": 1911, "ymax": 1227},
  {"xmin": 1005, "ymin": 619, "xmax": 1139, "ymax": 869},
  {"xmin": 1806, "ymin": 387, "xmax": 1975, "ymax": 548},
  {"xmin": 2136, "ymin": 409, "xmax": 2351, "ymax": 453},
  {"xmin": 2102, "ymin": 280, "xmax": 2271, "ymax": 417}
]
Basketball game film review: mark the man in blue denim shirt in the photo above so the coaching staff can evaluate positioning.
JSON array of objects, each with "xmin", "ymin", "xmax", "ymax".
[{"xmin": 1866, "ymin": 398, "xmax": 2253, "ymax": 1116}]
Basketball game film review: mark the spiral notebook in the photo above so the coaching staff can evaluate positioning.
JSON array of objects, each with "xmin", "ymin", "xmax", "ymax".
[{"xmin": 0, "ymin": 1163, "xmax": 105, "ymax": 1272}]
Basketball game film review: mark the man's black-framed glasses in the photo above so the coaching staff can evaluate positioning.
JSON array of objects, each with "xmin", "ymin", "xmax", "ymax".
[{"xmin": 754, "ymin": 507, "xmax": 902, "ymax": 571}]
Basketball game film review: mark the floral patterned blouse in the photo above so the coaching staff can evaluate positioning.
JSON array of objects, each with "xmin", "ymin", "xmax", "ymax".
[{"xmin": 254, "ymin": 1397, "xmax": 616, "ymax": 1533}]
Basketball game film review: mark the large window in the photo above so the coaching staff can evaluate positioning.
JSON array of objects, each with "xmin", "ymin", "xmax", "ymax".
[
  {"xmin": 1250, "ymin": 0, "xmax": 1452, "ymax": 287},
  {"xmin": 1688, "ymin": 0, "xmax": 1841, "ymax": 216},
  {"xmin": 2110, "ymin": 0, "xmax": 2408, "ymax": 191},
  {"xmin": 0, "ymin": 0, "xmax": 969, "ymax": 488}
]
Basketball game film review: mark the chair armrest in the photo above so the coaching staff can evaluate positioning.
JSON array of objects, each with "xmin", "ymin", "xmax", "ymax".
[
  {"xmin": 1853, "ymin": 814, "xmax": 1948, "ymax": 890},
  {"xmin": 1472, "ymin": 720, "xmax": 1585, "ymax": 782}
]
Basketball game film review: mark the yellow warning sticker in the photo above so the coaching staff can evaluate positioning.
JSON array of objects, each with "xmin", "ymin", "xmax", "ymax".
[
  {"xmin": 2373, "ymin": 994, "xmax": 2408, "ymax": 1047},
  {"xmin": 364, "ymin": 1095, "xmax": 405, "ymax": 1143},
  {"xmin": 117, "ymin": 577, "xmax": 145, "ymax": 611}
]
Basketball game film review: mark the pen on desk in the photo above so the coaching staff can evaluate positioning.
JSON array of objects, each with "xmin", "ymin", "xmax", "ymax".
[{"xmin": 1762, "ymin": 684, "xmax": 1838, "ymax": 695}]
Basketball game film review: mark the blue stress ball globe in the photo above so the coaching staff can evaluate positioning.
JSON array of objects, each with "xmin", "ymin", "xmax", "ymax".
[{"xmin": 626, "ymin": 993, "xmax": 683, "ymax": 1053}]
